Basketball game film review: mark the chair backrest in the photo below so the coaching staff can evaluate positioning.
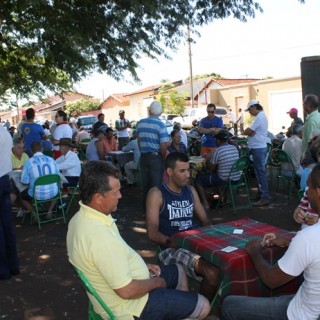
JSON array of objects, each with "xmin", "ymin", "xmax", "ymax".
[
  {"xmin": 75, "ymin": 268, "xmax": 116, "ymax": 320},
  {"xmin": 33, "ymin": 174, "xmax": 60, "ymax": 200},
  {"xmin": 274, "ymin": 149, "xmax": 296, "ymax": 176},
  {"xmin": 274, "ymin": 149, "xmax": 292, "ymax": 163},
  {"xmin": 236, "ymin": 138, "xmax": 248, "ymax": 146},
  {"xmin": 226, "ymin": 156, "xmax": 248, "ymax": 182},
  {"xmin": 239, "ymin": 147, "xmax": 250, "ymax": 158},
  {"xmin": 232, "ymin": 156, "xmax": 249, "ymax": 172},
  {"xmin": 34, "ymin": 174, "xmax": 60, "ymax": 186},
  {"xmin": 43, "ymin": 150, "xmax": 54, "ymax": 158}
]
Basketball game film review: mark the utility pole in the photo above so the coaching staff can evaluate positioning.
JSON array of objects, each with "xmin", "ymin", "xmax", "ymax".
[{"xmin": 187, "ymin": 26, "xmax": 194, "ymax": 108}]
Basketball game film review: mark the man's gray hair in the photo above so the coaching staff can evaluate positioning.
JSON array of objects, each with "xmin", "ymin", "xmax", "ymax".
[
  {"xmin": 12, "ymin": 138, "xmax": 23, "ymax": 148},
  {"xmin": 149, "ymin": 100, "xmax": 162, "ymax": 116}
]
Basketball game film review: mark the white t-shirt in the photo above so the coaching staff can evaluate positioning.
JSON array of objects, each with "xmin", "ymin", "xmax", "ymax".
[
  {"xmin": 278, "ymin": 223, "xmax": 320, "ymax": 319},
  {"xmin": 229, "ymin": 111, "xmax": 236, "ymax": 123},
  {"xmin": 55, "ymin": 150, "xmax": 81, "ymax": 177},
  {"xmin": 180, "ymin": 129, "xmax": 188, "ymax": 147},
  {"xmin": 53, "ymin": 124, "xmax": 73, "ymax": 151},
  {"xmin": 248, "ymin": 111, "xmax": 268, "ymax": 149},
  {"xmin": 0, "ymin": 125, "xmax": 13, "ymax": 177}
]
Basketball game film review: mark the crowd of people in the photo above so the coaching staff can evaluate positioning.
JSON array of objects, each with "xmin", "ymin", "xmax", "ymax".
[{"xmin": 1, "ymin": 95, "xmax": 320, "ymax": 320}]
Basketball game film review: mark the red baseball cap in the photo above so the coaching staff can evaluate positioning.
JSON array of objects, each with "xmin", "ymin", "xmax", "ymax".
[{"xmin": 286, "ymin": 108, "xmax": 298, "ymax": 114}]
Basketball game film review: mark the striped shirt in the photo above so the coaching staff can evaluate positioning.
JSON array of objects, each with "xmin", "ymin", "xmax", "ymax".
[
  {"xmin": 211, "ymin": 143, "xmax": 240, "ymax": 181},
  {"xmin": 21, "ymin": 152, "xmax": 60, "ymax": 199},
  {"xmin": 136, "ymin": 116, "xmax": 169, "ymax": 153}
]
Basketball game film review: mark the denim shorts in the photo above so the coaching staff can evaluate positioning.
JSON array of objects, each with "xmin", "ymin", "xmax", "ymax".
[{"xmin": 135, "ymin": 265, "xmax": 201, "ymax": 320}]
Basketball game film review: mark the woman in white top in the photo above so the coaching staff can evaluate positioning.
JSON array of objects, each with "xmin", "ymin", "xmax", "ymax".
[{"xmin": 51, "ymin": 110, "xmax": 72, "ymax": 158}]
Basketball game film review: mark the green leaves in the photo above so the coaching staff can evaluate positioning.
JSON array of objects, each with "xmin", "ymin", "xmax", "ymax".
[{"xmin": 1, "ymin": 0, "xmax": 303, "ymax": 102}]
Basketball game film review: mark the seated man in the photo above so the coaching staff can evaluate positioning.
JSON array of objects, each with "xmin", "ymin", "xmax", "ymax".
[
  {"xmin": 281, "ymin": 124, "xmax": 303, "ymax": 175},
  {"xmin": 66, "ymin": 161, "xmax": 211, "ymax": 320},
  {"xmin": 103, "ymin": 127, "xmax": 118, "ymax": 153},
  {"xmin": 11, "ymin": 138, "xmax": 29, "ymax": 170},
  {"xmin": 20, "ymin": 141, "xmax": 60, "ymax": 219},
  {"xmin": 75, "ymin": 126, "xmax": 90, "ymax": 145},
  {"xmin": 146, "ymin": 152, "xmax": 220, "ymax": 302},
  {"xmin": 55, "ymin": 138, "xmax": 81, "ymax": 188},
  {"xmin": 10, "ymin": 138, "xmax": 29, "ymax": 217},
  {"xmin": 221, "ymin": 164, "xmax": 320, "ymax": 320},
  {"xmin": 195, "ymin": 130, "xmax": 240, "ymax": 209},
  {"xmin": 122, "ymin": 131, "xmax": 140, "ymax": 186}
]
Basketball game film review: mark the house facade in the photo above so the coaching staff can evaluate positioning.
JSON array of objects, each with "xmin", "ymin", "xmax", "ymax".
[{"xmin": 209, "ymin": 76, "xmax": 302, "ymax": 133}]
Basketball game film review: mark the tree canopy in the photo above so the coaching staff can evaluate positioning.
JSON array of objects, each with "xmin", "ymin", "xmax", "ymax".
[
  {"xmin": 0, "ymin": 0, "xmax": 304, "ymax": 100},
  {"xmin": 65, "ymin": 98, "xmax": 101, "ymax": 116},
  {"xmin": 158, "ymin": 83, "xmax": 187, "ymax": 115}
]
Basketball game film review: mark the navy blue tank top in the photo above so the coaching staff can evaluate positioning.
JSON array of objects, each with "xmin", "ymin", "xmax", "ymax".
[{"xmin": 158, "ymin": 184, "xmax": 197, "ymax": 237}]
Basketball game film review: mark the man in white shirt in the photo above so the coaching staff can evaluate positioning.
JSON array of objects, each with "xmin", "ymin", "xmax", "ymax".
[
  {"xmin": 75, "ymin": 126, "xmax": 90, "ymax": 144},
  {"xmin": 236, "ymin": 108, "xmax": 244, "ymax": 135},
  {"xmin": 243, "ymin": 100, "xmax": 270, "ymax": 206},
  {"xmin": 282, "ymin": 124, "xmax": 303, "ymax": 175},
  {"xmin": 55, "ymin": 138, "xmax": 81, "ymax": 187},
  {"xmin": 222, "ymin": 164, "xmax": 320, "ymax": 320},
  {"xmin": 0, "ymin": 125, "xmax": 19, "ymax": 280},
  {"xmin": 115, "ymin": 110, "xmax": 131, "ymax": 149},
  {"xmin": 228, "ymin": 107, "xmax": 236, "ymax": 135},
  {"xmin": 173, "ymin": 122, "xmax": 188, "ymax": 148}
]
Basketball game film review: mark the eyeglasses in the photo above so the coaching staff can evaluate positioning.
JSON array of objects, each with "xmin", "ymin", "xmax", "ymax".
[
  {"xmin": 55, "ymin": 114, "xmax": 60, "ymax": 118},
  {"xmin": 207, "ymin": 111, "xmax": 215, "ymax": 114}
]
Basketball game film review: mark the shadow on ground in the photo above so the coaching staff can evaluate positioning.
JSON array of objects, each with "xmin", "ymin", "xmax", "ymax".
[{"xmin": 0, "ymin": 176, "xmax": 301, "ymax": 319}]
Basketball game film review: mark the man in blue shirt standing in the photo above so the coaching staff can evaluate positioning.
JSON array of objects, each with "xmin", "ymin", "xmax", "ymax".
[
  {"xmin": 136, "ymin": 101, "xmax": 169, "ymax": 204},
  {"xmin": 198, "ymin": 103, "xmax": 223, "ymax": 156},
  {"xmin": 21, "ymin": 108, "xmax": 46, "ymax": 156}
]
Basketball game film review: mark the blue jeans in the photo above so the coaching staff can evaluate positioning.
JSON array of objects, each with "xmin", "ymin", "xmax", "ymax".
[
  {"xmin": 251, "ymin": 147, "xmax": 269, "ymax": 201},
  {"xmin": 136, "ymin": 265, "xmax": 199, "ymax": 320},
  {"xmin": 0, "ymin": 175, "xmax": 19, "ymax": 279},
  {"xmin": 221, "ymin": 294, "xmax": 293, "ymax": 320},
  {"xmin": 140, "ymin": 153, "xmax": 164, "ymax": 203}
]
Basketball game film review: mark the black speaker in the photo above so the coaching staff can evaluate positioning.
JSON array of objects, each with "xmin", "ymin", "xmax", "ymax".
[{"xmin": 301, "ymin": 56, "xmax": 320, "ymax": 102}]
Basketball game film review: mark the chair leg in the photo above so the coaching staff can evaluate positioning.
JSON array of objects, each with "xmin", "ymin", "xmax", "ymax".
[{"xmin": 66, "ymin": 190, "xmax": 77, "ymax": 215}]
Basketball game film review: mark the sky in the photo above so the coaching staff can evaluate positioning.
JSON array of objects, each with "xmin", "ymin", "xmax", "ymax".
[{"xmin": 75, "ymin": 0, "xmax": 320, "ymax": 101}]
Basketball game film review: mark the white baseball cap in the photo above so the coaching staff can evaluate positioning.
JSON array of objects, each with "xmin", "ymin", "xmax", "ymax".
[{"xmin": 245, "ymin": 99, "xmax": 260, "ymax": 111}]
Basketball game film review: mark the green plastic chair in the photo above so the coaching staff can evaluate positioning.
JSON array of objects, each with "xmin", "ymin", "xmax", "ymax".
[
  {"xmin": 31, "ymin": 174, "xmax": 66, "ymax": 230},
  {"xmin": 65, "ymin": 183, "xmax": 80, "ymax": 215},
  {"xmin": 274, "ymin": 149, "xmax": 298, "ymax": 200},
  {"xmin": 43, "ymin": 150, "xmax": 54, "ymax": 158},
  {"xmin": 236, "ymin": 138, "xmax": 248, "ymax": 147},
  {"xmin": 75, "ymin": 268, "xmax": 116, "ymax": 320},
  {"xmin": 216, "ymin": 156, "xmax": 252, "ymax": 215}
]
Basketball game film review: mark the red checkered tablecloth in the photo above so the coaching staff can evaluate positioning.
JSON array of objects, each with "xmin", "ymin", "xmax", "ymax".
[{"xmin": 172, "ymin": 217, "xmax": 301, "ymax": 299}]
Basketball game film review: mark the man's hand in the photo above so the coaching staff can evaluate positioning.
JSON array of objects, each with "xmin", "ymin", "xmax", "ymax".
[
  {"xmin": 261, "ymin": 233, "xmax": 290, "ymax": 248},
  {"xmin": 146, "ymin": 264, "xmax": 161, "ymax": 277},
  {"xmin": 245, "ymin": 238, "xmax": 261, "ymax": 256},
  {"xmin": 304, "ymin": 212, "xmax": 319, "ymax": 226},
  {"xmin": 293, "ymin": 206, "xmax": 307, "ymax": 224},
  {"xmin": 261, "ymin": 233, "xmax": 276, "ymax": 246}
]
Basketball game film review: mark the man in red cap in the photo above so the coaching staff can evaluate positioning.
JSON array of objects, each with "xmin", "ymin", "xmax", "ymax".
[{"xmin": 286, "ymin": 107, "xmax": 304, "ymax": 137}]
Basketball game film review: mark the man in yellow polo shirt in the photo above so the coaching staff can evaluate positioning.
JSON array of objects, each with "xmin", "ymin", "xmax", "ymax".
[
  {"xmin": 66, "ymin": 161, "xmax": 211, "ymax": 320},
  {"xmin": 11, "ymin": 138, "xmax": 29, "ymax": 170}
]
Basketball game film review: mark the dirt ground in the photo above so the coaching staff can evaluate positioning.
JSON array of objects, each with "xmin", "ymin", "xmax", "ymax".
[{"xmin": 1, "ymin": 177, "xmax": 302, "ymax": 320}]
